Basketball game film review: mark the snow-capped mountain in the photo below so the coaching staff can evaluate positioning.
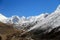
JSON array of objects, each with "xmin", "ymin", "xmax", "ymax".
[
  {"xmin": 0, "ymin": 12, "xmax": 49, "ymax": 30},
  {"xmin": 19, "ymin": 5, "xmax": 60, "ymax": 37},
  {"xmin": 0, "ymin": 5, "xmax": 60, "ymax": 40},
  {"xmin": 0, "ymin": 5, "xmax": 60, "ymax": 33},
  {"xmin": 0, "ymin": 14, "xmax": 7, "ymax": 23},
  {"xmin": 27, "ymin": 5, "xmax": 60, "ymax": 33}
]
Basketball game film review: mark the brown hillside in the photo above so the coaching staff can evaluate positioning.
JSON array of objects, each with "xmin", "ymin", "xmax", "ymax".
[
  {"xmin": 0, "ymin": 22, "xmax": 33, "ymax": 40},
  {"xmin": 0, "ymin": 22, "xmax": 23, "ymax": 40}
]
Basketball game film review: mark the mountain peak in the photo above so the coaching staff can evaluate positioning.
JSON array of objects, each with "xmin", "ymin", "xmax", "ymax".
[
  {"xmin": 0, "ymin": 14, "xmax": 7, "ymax": 19},
  {"xmin": 55, "ymin": 5, "xmax": 60, "ymax": 12},
  {"xmin": 57, "ymin": 5, "xmax": 60, "ymax": 10},
  {"xmin": 0, "ymin": 14, "xmax": 8, "ymax": 23}
]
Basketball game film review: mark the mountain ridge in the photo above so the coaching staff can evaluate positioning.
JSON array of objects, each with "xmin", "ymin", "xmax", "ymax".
[{"xmin": 0, "ymin": 5, "xmax": 60, "ymax": 40}]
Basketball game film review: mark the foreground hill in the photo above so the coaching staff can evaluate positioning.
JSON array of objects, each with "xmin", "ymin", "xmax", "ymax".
[{"xmin": 0, "ymin": 22, "xmax": 24, "ymax": 40}]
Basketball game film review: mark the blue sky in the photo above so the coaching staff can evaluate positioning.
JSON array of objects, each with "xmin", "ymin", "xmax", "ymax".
[{"xmin": 0, "ymin": 0, "xmax": 60, "ymax": 17}]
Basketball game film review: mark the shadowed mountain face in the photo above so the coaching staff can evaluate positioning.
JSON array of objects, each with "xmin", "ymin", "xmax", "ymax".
[
  {"xmin": 18, "ymin": 26, "xmax": 60, "ymax": 40},
  {"xmin": 28, "ymin": 26, "xmax": 60, "ymax": 40}
]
